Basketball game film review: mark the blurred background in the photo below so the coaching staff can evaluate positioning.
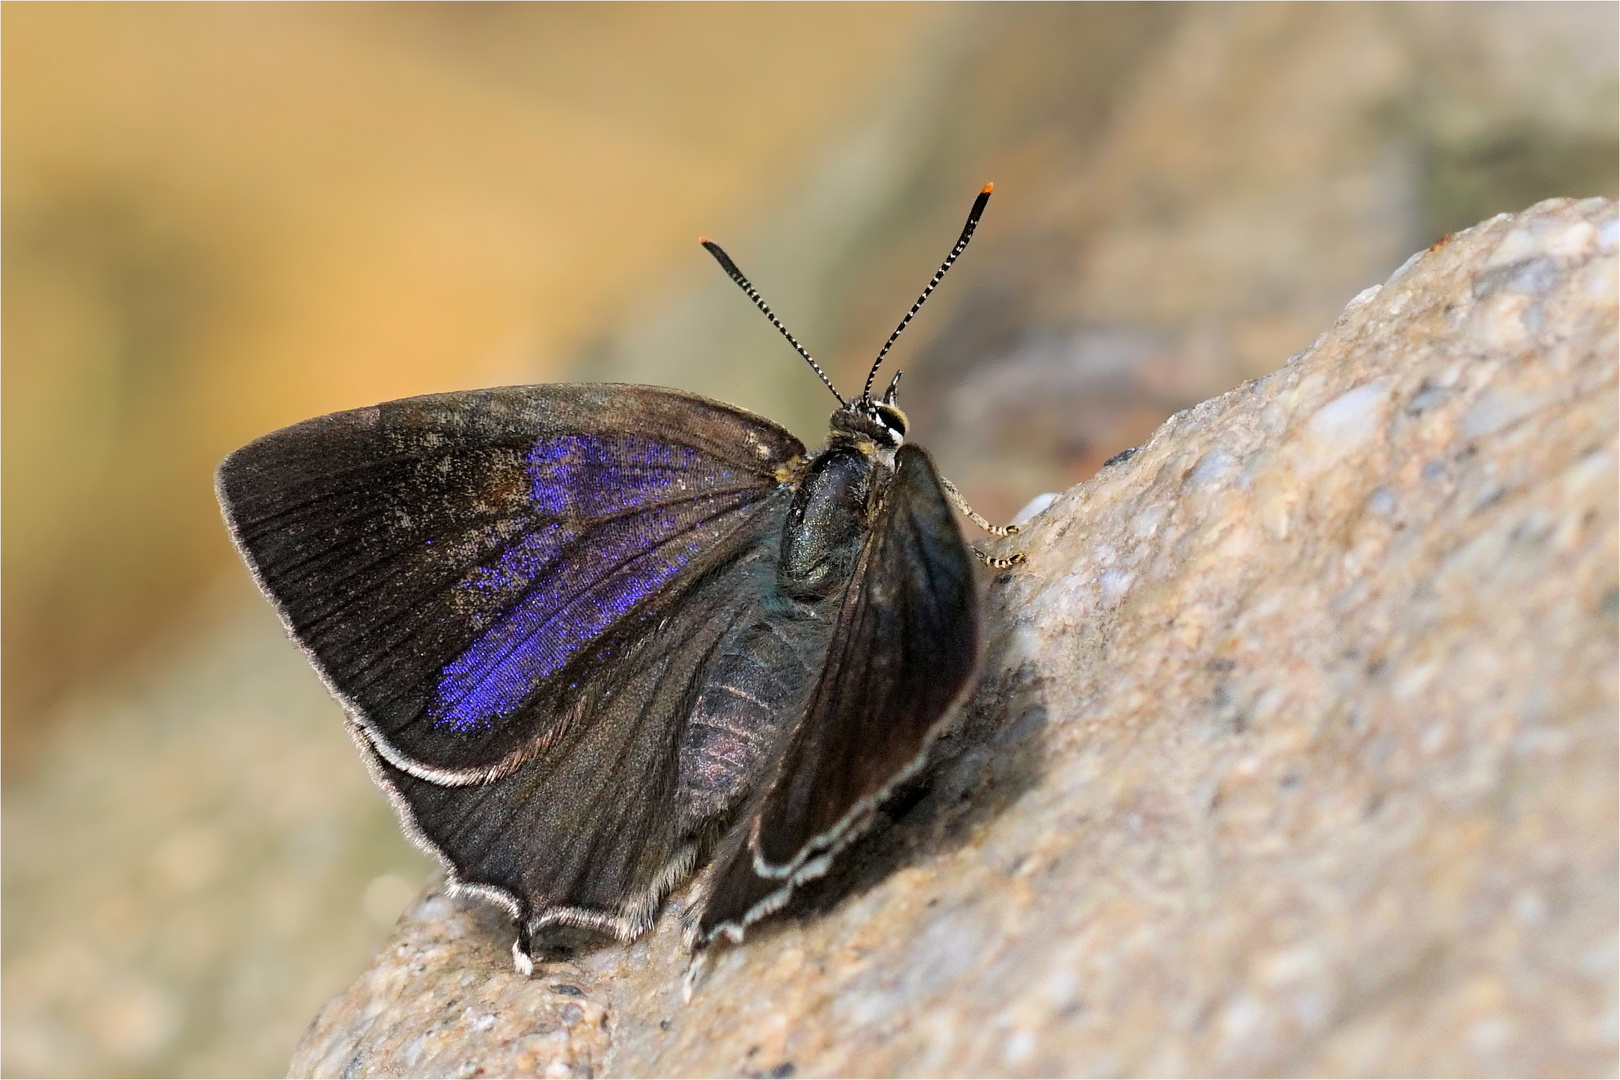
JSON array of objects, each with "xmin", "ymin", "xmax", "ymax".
[{"xmin": 3, "ymin": 4, "xmax": 1614, "ymax": 1076}]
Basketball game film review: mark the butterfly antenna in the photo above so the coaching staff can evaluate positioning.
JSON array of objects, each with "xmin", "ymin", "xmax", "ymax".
[
  {"xmin": 700, "ymin": 238, "xmax": 846, "ymax": 407},
  {"xmin": 862, "ymin": 182, "xmax": 993, "ymax": 401}
]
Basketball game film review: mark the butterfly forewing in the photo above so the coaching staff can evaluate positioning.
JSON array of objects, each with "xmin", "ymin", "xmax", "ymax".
[
  {"xmin": 219, "ymin": 384, "xmax": 840, "ymax": 939},
  {"xmin": 218, "ymin": 385, "xmax": 804, "ymax": 776},
  {"xmin": 694, "ymin": 443, "xmax": 979, "ymax": 940}
]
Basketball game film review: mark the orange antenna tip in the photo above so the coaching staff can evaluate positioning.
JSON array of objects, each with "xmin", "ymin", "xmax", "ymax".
[
  {"xmin": 698, "ymin": 236, "xmax": 709, "ymax": 244},
  {"xmin": 981, "ymin": 182, "xmax": 994, "ymax": 194}
]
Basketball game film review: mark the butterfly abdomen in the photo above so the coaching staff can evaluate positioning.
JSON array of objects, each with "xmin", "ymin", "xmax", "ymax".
[
  {"xmin": 676, "ymin": 443, "xmax": 885, "ymax": 833},
  {"xmin": 676, "ymin": 618, "xmax": 816, "ymax": 806}
]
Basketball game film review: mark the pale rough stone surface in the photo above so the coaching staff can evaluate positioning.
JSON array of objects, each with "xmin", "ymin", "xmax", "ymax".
[
  {"xmin": 291, "ymin": 892, "xmax": 611, "ymax": 1080},
  {"xmin": 291, "ymin": 198, "xmax": 1618, "ymax": 1078}
]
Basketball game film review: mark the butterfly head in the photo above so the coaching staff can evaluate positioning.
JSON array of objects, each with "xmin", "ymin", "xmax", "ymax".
[
  {"xmin": 702, "ymin": 182, "xmax": 992, "ymax": 456},
  {"xmin": 831, "ymin": 371, "xmax": 908, "ymax": 449}
]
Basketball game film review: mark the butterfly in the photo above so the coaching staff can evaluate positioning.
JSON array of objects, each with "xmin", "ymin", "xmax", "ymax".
[{"xmin": 216, "ymin": 183, "xmax": 1016, "ymax": 974}]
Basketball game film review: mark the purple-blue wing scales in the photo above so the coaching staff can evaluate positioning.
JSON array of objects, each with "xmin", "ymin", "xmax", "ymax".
[
  {"xmin": 216, "ymin": 384, "xmax": 805, "ymax": 776},
  {"xmin": 367, "ymin": 523, "xmax": 830, "ymax": 943}
]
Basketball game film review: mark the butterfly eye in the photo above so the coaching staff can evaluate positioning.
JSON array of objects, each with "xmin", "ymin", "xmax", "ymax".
[{"xmin": 872, "ymin": 402, "xmax": 908, "ymax": 446}]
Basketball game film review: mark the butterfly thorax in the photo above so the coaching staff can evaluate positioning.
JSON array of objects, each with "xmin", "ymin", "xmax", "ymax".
[
  {"xmin": 779, "ymin": 394, "xmax": 910, "ymax": 599},
  {"xmin": 779, "ymin": 442, "xmax": 884, "ymax": 601}
]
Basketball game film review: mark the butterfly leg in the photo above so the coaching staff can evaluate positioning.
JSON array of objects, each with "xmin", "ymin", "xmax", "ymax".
[
  {"xmin": 972, "ymin": 546, "xmax": 1024, "ymax": 569},
  {"xmin": 681, "ymin": 949, "xmax": 711, "ymax": 1003},
  {"xmin": 943, "ymin": 476, "xmax": 1025, "ymax": 567},
  {"xmin": 940, "ymin": 476, "xmax": 1020, "ymax": 536},
  {"xmin": 512, "ymin": 928, "xmax": 536, "ymax": 976}
]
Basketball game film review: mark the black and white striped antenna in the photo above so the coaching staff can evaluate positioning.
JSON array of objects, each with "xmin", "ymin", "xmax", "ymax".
[
  {"xmin": 862, "ymin": 182, "xmax": 993, "ymax": 401},
  {"xmin": 700, "ymin": 181, "xmax": 993, "ymax": 407},
  {"xmin": 700, "ymin": 237, "xmax": 845, "ymax": 406}
]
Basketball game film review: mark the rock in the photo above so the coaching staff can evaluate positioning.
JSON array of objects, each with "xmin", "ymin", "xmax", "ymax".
[
  {"xmin": 290, "ymin": 893, "xmax": 611, "ymax": 1079},
  {"xmin": 291, "ymin": 198, "xmax": 1617, "ymax": 1077}
]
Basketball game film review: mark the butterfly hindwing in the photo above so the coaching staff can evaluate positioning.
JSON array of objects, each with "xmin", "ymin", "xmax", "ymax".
[
  {"xmin": 365, "ymin": 512, "xmax": 838, "ymax": 940},
  {"xmin": 217, "ymin": 384, "xmax": 805, "ymax": 776},
  {"xmin": 694, "ymin": 443, "xmax": 979, "ymax": 940}
]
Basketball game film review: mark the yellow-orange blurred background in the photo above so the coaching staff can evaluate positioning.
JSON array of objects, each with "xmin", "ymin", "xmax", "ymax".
[
  {"xmin": 3, "ymin": 2, "xmax": 944, "ymax": 760},
  {"xmin": 4, "ymin": 4, "xmax": 1615, "ymax": 1077}
]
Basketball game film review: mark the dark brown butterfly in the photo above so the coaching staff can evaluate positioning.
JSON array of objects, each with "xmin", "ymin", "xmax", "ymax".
[{"xmin": 216, "ymin": 183, "xmax": 1013, "ymax": 974}]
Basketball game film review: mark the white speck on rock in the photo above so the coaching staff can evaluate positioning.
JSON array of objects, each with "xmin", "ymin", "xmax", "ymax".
[
  {"xmin": 1421, "ymin": 722, "xmax": 1448, "ymax": 754},
  {"xmin": 1366, "ymin": 487, "xmax": 1397, "ymax": 516},
  {"xmin": 1597, "ymin": 215, "xmax": 1618, "ymax": 254},
  {"xmin": 1487, "ymin": 214, "xmax": 1573, "ymax": 269},
  {"xmin": 1541, "ymin": 218, "xmax": 1597, "ymax": 261},
  {"xmin": 1132, "ymin": 503, "xmax": 1166, "ymax": 539},
  {"xmin": 1394, "ymin": 661, "xmax": 1438, "ymax": 700},
  {"xmin": 1099, "ymin": 567, "xmax": 1135, "ymax": 601},
  {"xmin": 1513, "ymin": 890, "xmax": 1546, "ymax": 924},
  {"xmin": 1186, "ymin": 447, "xmax": 1234, "ymax": 488},
  {"xmin": 1260, "ymin": 943, "xmax": 1324, "ymax": 985},
  {"xmin": 1011, "ymin": 492, "xmax": 1059, "ymax": 526},
  {"xmin": 1304, "ymin": 379, "xmax": 1391, "ymax": 462},
  {"xmin": 1219, "ymin": 994, "xmax": 1267, "ymax": 1053},
  {"xmin": 1002, "ymin": 1029, "xmax": 1037, "ymax": 1066},
  {"xmin": 1469, "ymin": 1015, "xmax": 1513, "ymax": 1056},
  {"xmin": 417, "ymin": 895, "xmax": 457, "ymax": 922},
  {"xmin": 1461, "ymin": 386, "xmax": 1562, "ymax": 439},
  {"xmin": 1346, "ymin": 284, "xmax": 1382, "ymax": 309}
]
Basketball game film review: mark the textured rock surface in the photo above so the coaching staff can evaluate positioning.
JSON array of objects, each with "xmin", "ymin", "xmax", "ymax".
[{"xmin": 293, "ymin": 197, "xmax": 1617, "ymax": 1077}]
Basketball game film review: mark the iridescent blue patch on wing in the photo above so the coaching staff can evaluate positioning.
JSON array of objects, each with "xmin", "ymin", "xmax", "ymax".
[
  {"xmin": 431, "ymin": 433, "xmax": 760, "ymax": 731},
  {"xmin": 529, "ymin": 434, "xmax": 723, "ymax": 517},
  {"xmin": 458, "ymin": 525, "xmax": 572, "ymax": 601}
]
